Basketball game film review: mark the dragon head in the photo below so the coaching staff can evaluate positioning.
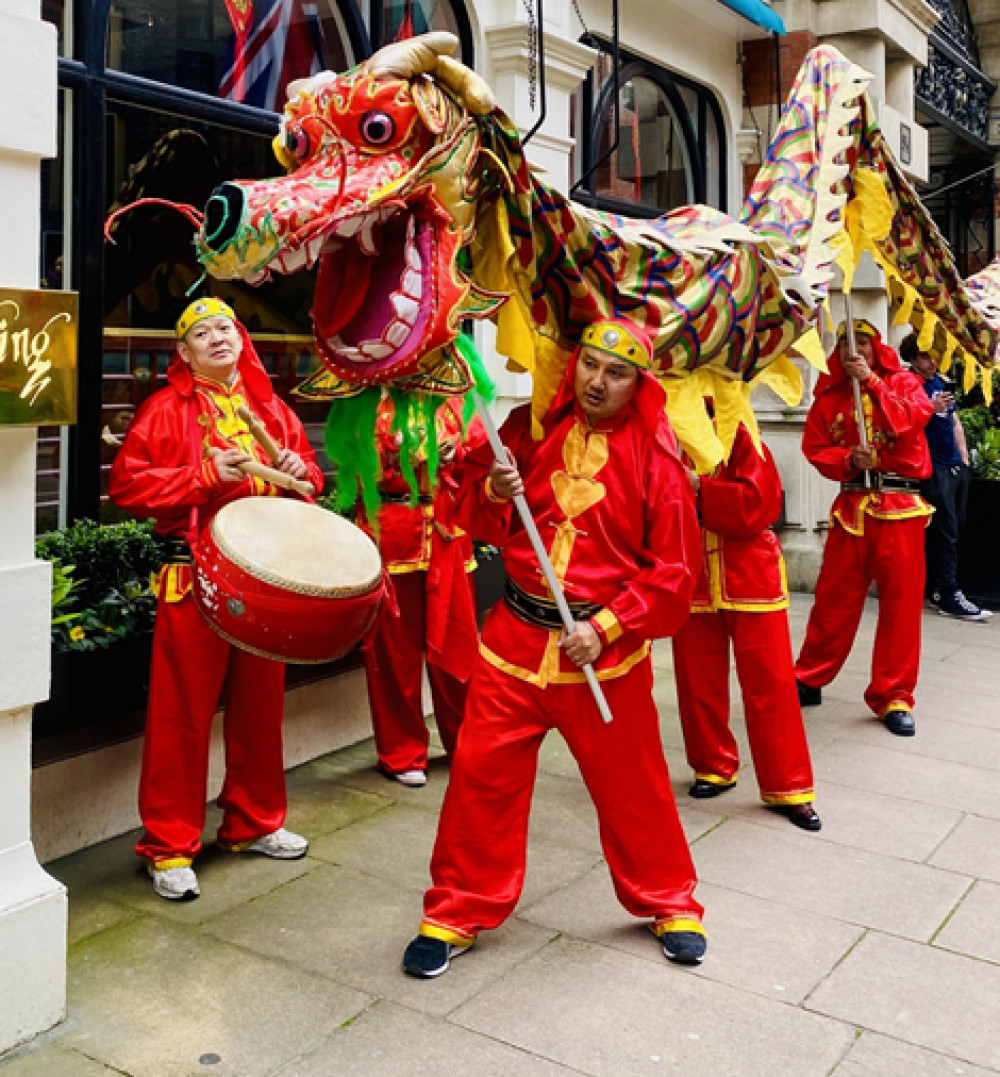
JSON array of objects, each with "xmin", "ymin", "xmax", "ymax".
[{"xmin": 196, "ymin": 32, "xmax": 510, "ymax": 392}]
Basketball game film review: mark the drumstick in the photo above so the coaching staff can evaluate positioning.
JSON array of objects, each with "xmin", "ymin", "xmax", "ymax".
[
  {"xmin": 237, "ymin": 459, "xmax": 315, "ymax": 498},
  {"xmin": 236, "ymin": 404, "xmax": 282, "ymax": 463}
]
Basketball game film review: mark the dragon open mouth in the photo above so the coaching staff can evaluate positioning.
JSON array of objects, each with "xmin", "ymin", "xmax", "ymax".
[{"xmin": 313, "ymin": 211, "xmax": 434, "ymax": 378}]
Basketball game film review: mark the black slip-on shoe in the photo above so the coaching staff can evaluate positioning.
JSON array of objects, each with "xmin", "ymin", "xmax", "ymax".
[
  {"xmin": 883, "ymin": 707, "xmax": 915, "ymax": 737},
  {"xmin": 796, "ymin": 679, "xmax": 822, "ymax": 706},
  {"xmin": 688, "ymin": 778, "xmax": 736, "ymax": 799}
]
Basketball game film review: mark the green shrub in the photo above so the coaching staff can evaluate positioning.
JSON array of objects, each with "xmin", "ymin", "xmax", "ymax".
[{"xmin": 35, "ymin": 520, "xmax": 167, "ymax": 651}]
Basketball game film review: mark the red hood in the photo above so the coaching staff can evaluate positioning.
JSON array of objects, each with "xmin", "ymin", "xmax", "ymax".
[
  {"xmin": 815, "ymin": 327, "xmax": 903, "ymax": 397},
  {"xmin": 544, "ymin": 346, "xmax": 677, "ymax": 454},
  {"xmin": 166, "ymin": 320, "xmax": 275, "ymax": 402}
]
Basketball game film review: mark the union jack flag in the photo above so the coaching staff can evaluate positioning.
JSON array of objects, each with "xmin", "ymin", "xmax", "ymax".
[{"xmin": 219, "ymin": 0, "xmax": 326, "ymax": 111}]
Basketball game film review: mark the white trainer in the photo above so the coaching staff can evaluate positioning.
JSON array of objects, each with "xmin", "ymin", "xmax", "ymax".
[
  {"xmin": 394, "ymin": 769, "xmax": 428, "ymax": 787},
  {"xmin": 244, "ymin": 828, "xmax": 309, "ymax": 860},
  {"xmin": 148, "ymin": 863, "xmax": 200, "ymax": 901}
]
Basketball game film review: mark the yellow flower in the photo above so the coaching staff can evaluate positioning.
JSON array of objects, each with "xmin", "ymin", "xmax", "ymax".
[{"xmin": 69, "ymin": 626, "xmax": 85, "ymax": 642}]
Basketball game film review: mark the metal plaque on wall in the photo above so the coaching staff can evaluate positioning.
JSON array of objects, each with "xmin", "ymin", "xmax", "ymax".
[{"xmin": 0, "ymin": 287, "xmax": 79, "ymax": 426}]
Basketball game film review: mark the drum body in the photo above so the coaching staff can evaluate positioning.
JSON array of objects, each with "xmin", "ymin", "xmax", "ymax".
[{"xmin": 192, "ymin": 498, "xmax": 384, "ymax": 664}]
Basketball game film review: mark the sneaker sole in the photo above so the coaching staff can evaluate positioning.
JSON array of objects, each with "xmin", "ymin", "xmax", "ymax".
[
  {"xmin": 662, "ymin": 947, "xmax": 706, "ymax": 966},
  {"xmin": 936, "ymin": 609, "xmax": 990, "ymax": 622},
  {"xmin": 246, "ymin": 846, "xmax": 309, "ymax": 860}
]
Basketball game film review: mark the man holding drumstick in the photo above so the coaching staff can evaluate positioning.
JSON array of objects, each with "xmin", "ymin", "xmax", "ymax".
[
  {"xmin": 110, "ymin": 298, "xmax": 324, "ymax": 901},
  {"xmin": 402, "ymin": 318, "xmax": 708, "ymax": 977}
]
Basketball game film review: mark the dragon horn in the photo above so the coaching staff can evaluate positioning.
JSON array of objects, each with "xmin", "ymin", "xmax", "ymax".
[
  {"xmin": 367, "ymin": 31, "xmax": 495, "ymax": 116},
  {"xmin": 367, "ymin": 31, "xmax": 459, "ymax": 79}
]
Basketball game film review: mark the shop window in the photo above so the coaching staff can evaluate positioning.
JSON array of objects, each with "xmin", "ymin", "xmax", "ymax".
[
  {"xmin": 107, "ymin": 0, "xmax": 355, "ymax": 108},
  {"xmin": 98, "ymin": 103, "xmax": 333, "ymax": 522},
  {"xmin": 370, "ymin": 0, "xmax": 471, "ymax": 58},
  {"xmin": 577, "ymin": 48, "xmax": 726, "ymax": 217}
]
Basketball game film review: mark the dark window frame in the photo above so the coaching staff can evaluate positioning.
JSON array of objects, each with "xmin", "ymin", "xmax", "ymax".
[{"xmin": 574, "ymin": 39, "xmax": 727, "ymax": 219}]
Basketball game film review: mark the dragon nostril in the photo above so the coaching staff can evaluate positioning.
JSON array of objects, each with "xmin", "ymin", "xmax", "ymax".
[{"xmin": 203, "ymin": 183, "xmax": 247, "ymax": 251}]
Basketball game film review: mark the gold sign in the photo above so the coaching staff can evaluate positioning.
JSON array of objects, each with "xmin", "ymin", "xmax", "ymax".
[{"xmin": 0, "ymin": 287, "xmax": 78, "ymax": 426}]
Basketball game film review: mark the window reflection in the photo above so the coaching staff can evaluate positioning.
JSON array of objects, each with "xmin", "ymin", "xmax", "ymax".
[
  {"xmin": 108, "ymin": 0, "xmax": 351, "ymax": 107},
  {"xmin": 597, "ymin": 76, "xmax": 693, "ymax": 212},
  {"xmin": 378, "ymin": 0, "xmax": 463, "ymax": 46}
]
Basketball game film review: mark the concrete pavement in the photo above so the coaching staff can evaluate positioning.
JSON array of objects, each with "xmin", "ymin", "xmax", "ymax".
[{"xmin": 2, "ymin": 593, "xmax": 999, "ymax": 1076}]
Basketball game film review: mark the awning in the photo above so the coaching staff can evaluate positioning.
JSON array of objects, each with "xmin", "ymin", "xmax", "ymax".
[{"xmin": 717, "ymin": 0, "xmax": 785, "ymax": 33}]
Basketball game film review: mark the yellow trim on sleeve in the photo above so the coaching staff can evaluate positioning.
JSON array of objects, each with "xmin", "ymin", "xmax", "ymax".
[
  {"xmin": 151, "ymin": 857, "xmax": 193, "ymax": 870},
  {"xmin": 761, "ymin": 790, "xmax": 815, "ymax": 806},
  {"xmin": 591, "ymin": 607, "xmax": 623, "ymax": 644},
  {"xmin": 651, "ymin": 918, "xmax": 706, "ymax": 937}
]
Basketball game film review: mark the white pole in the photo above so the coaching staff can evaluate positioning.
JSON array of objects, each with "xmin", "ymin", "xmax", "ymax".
[
  {"xmin": 473, "ymin": 393, "xmax": 614, "ymax": 724},
  {"xmin": 843, "ymin": 295, "xmax": 869, "ymax": 451}
]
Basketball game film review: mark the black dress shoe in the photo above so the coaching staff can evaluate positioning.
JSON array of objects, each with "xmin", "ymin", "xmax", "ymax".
[
  {"xmin": 883, "ymin": 707, "xmax": 915, "ymax": 736},
  {"xmin": 688, "ymin": 778, "xmax": 736, "ymax": 799},
  {"xmin": 778, "ymin": 802, "xmax": 822, "ymax": 831},
  {"xmin": 796, "ymin": 679, "xmax": 822, "ymax": 706}
]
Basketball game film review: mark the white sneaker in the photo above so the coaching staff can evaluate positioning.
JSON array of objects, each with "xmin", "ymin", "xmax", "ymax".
[
  {"xmin": 243, "ymin": 828, "xmax": 309, "ymax": 860},
  {"xmin": 148, "ymin": 863, "xmax": 200, "ymax": 901},
  {"xmin": 394, "ymin": 769, "xmax": 428, "ymax": 787}
]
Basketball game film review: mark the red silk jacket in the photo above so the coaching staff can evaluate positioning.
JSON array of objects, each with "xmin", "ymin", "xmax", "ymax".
[
  {"xmin": 804, "ymin": 348, "xmax": 933, "ymax": 535},
  {"xmin": 691, "ymin": 424, "xmax": 787, "ymax": 612},
  {"xmin": 109, "ymin": 343, "xmax": 323, "ymax": 538},
  {"xmin": 454, "ymin": 379, "xmax": 702, "ymax": 687}
]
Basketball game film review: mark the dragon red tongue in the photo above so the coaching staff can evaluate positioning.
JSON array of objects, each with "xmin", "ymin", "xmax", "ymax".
[
  {"xmin": 314, "ymin": 246, "xmax": 374, "ymax": 338},
  {"xmin": 313, "ymin": 217, "xmax": 409, "ymax": 344}
]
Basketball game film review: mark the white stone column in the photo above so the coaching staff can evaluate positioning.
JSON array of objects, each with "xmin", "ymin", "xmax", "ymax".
[
  {"xmin": 0, "ymin": 0, "xmax": 67, "ymax": 1054},
  {"xmin": 481, "ymin": 16, "xmax": 596, "ymax": 418}
]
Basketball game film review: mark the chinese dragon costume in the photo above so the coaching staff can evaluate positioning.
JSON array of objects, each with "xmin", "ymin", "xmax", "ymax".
[{"xmin": 188, "ymin": 32, "xmax": 1000, "ymax": 496}]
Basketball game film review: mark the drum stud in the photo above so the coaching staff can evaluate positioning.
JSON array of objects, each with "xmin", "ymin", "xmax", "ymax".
[{"xmin": 227, "ymin": 598, "xmax": 246, "ymax": 617}]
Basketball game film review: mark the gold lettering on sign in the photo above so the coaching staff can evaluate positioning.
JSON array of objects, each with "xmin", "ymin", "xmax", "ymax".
[
  {"xmin": 0, "ymin": 300, "xmax": 71, "ymax": 406},
  {"xmin": 0, "ymin": 287, "xmax": 78, "ymax": 427}
]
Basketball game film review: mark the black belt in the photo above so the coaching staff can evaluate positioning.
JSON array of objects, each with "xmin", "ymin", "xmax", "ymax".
[
  {"xmin": 842, "ymin": 474, "xmax": 922, "ymax": 494},
  {"xmin": 504, "ymin": 579, "xmax": 601, "ymax": 630},
  {"xmin": 161, "ymin": 536, "xmax": 192, "ymax": 564},
  {"xmin": 379, "ymin": 492, "xmax": 434, "ymax": 505}
]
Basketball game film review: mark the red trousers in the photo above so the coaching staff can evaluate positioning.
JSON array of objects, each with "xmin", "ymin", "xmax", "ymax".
[
  {"xmin": 364, "ymin": 570, "xmax": 470, "ymax": 773},
  {"xmin": 796, "ymin": 515, "xmax": 926, "ymax": 715},
  {"xmin": 136, "ymin": 592, "xmax": 288, "ymax": 864},
  {"xmin": 421, "ymin": 651, "xmax": 702, "ymax": 940},
  {"xmin": 673, "ymin": 609, "xmax": 814, "ymax": 804}
]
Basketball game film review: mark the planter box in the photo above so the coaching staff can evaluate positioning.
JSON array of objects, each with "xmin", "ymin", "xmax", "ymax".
[{"xmin": 957, "ymin": 478, "xmax": 1000, "ymax": 610}]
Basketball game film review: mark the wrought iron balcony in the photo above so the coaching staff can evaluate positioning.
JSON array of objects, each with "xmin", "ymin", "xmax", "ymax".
[{"xmin": 915, "ymin": 0, "xmax": 995, "ymax": 146}]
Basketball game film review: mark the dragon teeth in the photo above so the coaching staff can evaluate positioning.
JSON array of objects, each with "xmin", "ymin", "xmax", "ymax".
[
  {"xmin": 390, "ymin": 293, "xmax": 419, "ymax": 323},
  {"xmin": 400, "ymin": 267, "xmax": 421, "ymax": 297},
  {"xmin": 332, "ymin": 216, "xmax": 362, "ymax": 239},
  {"xmin": 358, "ymin": 341, "xmax": 393, "ymax": 360},
  {"xmin": 358, "ymin": 217, "xmax": 379, "ymax": 256},
  {"xmin": 385, "ymin": 321, "xmax": 410, "ymax": 348}
]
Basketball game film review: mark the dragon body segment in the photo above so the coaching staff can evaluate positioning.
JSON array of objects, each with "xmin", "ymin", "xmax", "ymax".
[{"xmin": 194, "ymin": 32, "xmax": 999, "ymax": 472}]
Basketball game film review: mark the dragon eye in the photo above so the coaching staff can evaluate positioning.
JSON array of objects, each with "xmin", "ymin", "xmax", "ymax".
[
  {"xmin": 360, "ymin": 110, "xmax": 396, "ymax": 146},
  {"xmin": 284, "ymin": 127, "xmax": 311, "ymax": 159}
]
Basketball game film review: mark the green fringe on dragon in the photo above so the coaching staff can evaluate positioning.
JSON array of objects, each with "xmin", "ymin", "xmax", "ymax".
[{"xmin": 188, "ymin": 31, "xmax": 1000, "ymax": 504}]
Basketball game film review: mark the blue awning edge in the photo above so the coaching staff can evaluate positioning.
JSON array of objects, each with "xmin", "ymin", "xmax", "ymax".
[{"xmin": 717, "ymin": 0, "xmax": 786, "ymax": 33}]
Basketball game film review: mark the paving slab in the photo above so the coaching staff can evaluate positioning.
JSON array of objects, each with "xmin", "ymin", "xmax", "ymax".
[
  {"xmin": 0, "ymin": 1045, "xmax": 122, "ymax": 1076},
  {"xmin": 808, "ymin": 931, "xmax": 1000, "ymax": 1070},
  {"xmin": 60, "ymin": 915, "xmax": 371, "ymax": 1077},
  {"xmin": 834, "ymin": 1031, "xmax": 999, "ymax": 1077},
  {"xmin": 273, "ymin": 1000, "xmax": 578, "ymax": 1076},
  {"xmin": 692, "ymin": 819, "xmax": 971, "ymax": 940},
  {"xmin": 452, "ymin": 935, "xmax": 857, "ymax": 1076},
  {"xmin": 930, "ymin": 815, "xmax": 1000, "ymax": 883},
  {"xmin": 816, "ymin": 741, "xmax": 1000, "ymax": 820},
  {"xmin": 200, "ymin": 861, "xmax": 556, "ymax": 1018},
  {"xmin": 828, "ymin": 713, "xmax": 1000, "ymax": 771},
  {"xmin": 520, "ymin": 867, "xmax": 862, "ymax": 1005},
  {"xmin": 933, "ymin": 880, "xmax": 1000, "ymax": 965}
]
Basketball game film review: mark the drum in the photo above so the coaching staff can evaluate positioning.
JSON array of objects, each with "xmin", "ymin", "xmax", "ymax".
[{"xmin": 192, "ymin": 497, "xmax": 385, "ymax": 664}]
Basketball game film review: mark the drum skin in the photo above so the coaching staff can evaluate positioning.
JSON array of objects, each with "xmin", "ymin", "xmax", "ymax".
[{"xmin": 192, "ymin": 499, "xmax": 385, "ymax": 664}]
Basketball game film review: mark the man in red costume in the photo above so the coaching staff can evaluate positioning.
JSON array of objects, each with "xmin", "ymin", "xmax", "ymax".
[
  {"xmin": 110, "ymin": 298, "xmax": 325, "ymax": 901},
  {"xmin": 359, "ymin": 393, "xmax": 483, "ymax": 787},
  {"xmin": 402, "ymin": 318, "xmax": 707, "ymax": 978},
  {"xmin": 795, "ymin": 319, "xmax": 933, "ymax": 736},
  {"xmin": 673, "ymin": 420, "xmax": 820, "ymax": 830}
]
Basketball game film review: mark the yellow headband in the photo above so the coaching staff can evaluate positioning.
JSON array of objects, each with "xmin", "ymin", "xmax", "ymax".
[
  {"xmin": 176, "ymin": 298, "xmax": 237, "ymax": 339},
  {"xmin": 580, "ymin": 321, "xmax": 651, "ymax": 369},
  {"xmin": 836, "ymin": 319, "xmax": 878, "ymax": 342}
]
